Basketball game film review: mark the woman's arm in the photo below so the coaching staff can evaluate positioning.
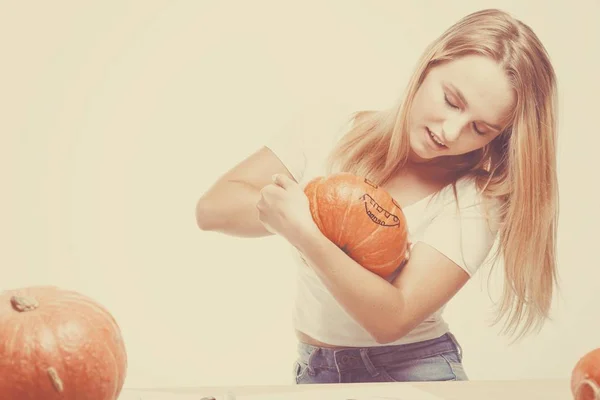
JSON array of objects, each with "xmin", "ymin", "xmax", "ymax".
[
  {"xmin": 257, "ymin": 173, "xmax": 476, "ymax": 344},
  {"xmin": 295, "ymin": 230, "xmax": 470, "ymax": 344},
  {"xmin": 195, "ymin": 146, "xmax": 297, "ymax": 237}
]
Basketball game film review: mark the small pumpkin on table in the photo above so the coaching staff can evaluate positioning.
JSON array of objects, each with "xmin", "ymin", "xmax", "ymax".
[{"xmin": 0, "ymin": 285, "xmax": 128, "ymax": 400}]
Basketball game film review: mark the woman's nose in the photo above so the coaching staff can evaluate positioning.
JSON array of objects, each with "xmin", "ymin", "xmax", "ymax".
[{"xmin": 442, "ymin": 115, "xmax": 469, "ymax": 142}]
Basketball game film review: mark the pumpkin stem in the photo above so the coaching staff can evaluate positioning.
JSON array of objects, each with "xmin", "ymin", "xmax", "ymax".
[
  {"xmin": 47, "ymin": 367, "xmax": 64, "ymax": 393},
  {"xmin": 10, "ymin": 295, "xmax": 39, "ymax": 312}
]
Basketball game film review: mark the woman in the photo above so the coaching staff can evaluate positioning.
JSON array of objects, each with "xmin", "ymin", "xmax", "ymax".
[{"xmin": 195, "ymin": 8, "xmax": 559, "ymax": 384}]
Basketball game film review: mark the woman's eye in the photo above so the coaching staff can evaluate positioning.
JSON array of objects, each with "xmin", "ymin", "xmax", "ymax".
[
  {"xmin": 473, "ymin": 123, "xmax": 486, "ymax": 135},
  {"xmin": 444, "ymin": 94, "xmax": 459, "ymax": 109}
]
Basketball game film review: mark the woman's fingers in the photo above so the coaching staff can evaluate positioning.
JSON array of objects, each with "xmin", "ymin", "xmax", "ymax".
[{"xmin": 272, "ymin": 173, "xmax": 295, "ymax": 190}]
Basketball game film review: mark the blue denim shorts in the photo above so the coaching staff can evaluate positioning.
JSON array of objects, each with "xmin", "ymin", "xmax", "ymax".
[{"xmin": 293, "ymin": 332, "xmax": 468, "ymax": 384}]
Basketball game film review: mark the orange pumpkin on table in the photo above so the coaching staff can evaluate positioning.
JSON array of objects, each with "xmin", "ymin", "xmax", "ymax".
[
  {"xmin": 572, "ymin": 347, "xmax": 600, "ymax": 400},
  {"xmin": 0, "ymin": 285, "xmax": 128, "ymax": 400},
  {"xmin": 304, "ymin": 172, "xmax": 410, "ymax": 278}
]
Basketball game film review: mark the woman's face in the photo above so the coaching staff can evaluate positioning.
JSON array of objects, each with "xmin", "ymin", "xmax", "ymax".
[{"xmin": 407, "ymin": 54, "xmax": 516, "ymax": 162}]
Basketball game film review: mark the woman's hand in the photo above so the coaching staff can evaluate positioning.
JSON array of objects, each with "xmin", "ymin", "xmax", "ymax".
[{"xmin": 256, "ymin": 174, "xmax": 321, "ymax": 248}]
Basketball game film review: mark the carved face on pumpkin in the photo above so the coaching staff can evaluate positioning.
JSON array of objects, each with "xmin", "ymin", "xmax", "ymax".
[{"xmin": 407, "ymin": 54, "xmax": 516, "ymax": 162}]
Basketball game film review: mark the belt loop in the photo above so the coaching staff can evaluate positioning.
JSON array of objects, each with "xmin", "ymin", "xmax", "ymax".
[
  {"xmin": 307, "ymin": 347, "xmax": 319, "ymax": 376},
  {"xmin": 447, "ymin": 332, "xmax": 463, "ymax": 361},
  {"xmin": 359, "ymin": 348, "xmax": 380, "ymax": 377}
]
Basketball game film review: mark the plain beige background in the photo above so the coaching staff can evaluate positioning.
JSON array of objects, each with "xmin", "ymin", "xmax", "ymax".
[{"xmin": 1, "ymin": 0, "xmax": 599, "ymax": 389}]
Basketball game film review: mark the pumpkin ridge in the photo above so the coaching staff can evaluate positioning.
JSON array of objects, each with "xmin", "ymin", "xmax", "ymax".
[
  {"xmin": 306, "ymin": 178, "xmax": 325, "ymax": 232},
  {"xmin": 51, "ymin": 336, "xmax": 69, "ymax": 395},
  {"xmin": 335, "ymin": 186, "xmax": 359, "ymax": 246},
  {"xmin": 361, "ymin": 244, "xmax": 392, "ymax": 257},
  {"xmin": 351, "ymin": 200, "xmax": 407, "ymax": 254},
  {"xmin": 56, "ymin": 300, "xmax": 124, "ymax": 396},
  {"xmin": 8, "ymin": 322, "xmax": 25, "ymax": 357},
  {"xmin": 376, "ymin": 258, "xmax": 402, "ymax": 276},
  {"xmin": 75, "ymin": 298, "xmax": 121, "ymax": 329},
  {"xmin": 344, "ymin": 187, "xmax": 389, "ymax": 251},
  {"xmin": 314, "ymin": 179, "xmax": 326, "ymax": 233},
  {"xmin": 51, "ymin": 297, "xmax": 122, "ymax": 347},
  {"xmin": 94, "ymin": 329, "xmax": 121, "ymax": 397},
  {"xmin": 351, "ymin": 219, "xmax": 386, "ymax": 252}
]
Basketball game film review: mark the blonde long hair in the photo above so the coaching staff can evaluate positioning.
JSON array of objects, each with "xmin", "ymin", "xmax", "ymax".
[{"xmin": 327, "ymin": 9, "xmax": 559, "ymax": 341}]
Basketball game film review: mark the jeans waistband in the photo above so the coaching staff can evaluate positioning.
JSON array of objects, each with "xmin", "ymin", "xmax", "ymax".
[{"xmin": 298, "ymin": 333, "xmax": 463, "ymax": 372}]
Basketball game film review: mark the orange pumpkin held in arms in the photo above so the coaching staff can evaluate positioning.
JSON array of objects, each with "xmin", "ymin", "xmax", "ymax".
[
  {"xmin": 0, "ymin": 285, "xmax": 128, "ymax": 400},
  {"xmin": 304, "ymin": 172, "xmax": 410, "ymax": 278},
  {"xmin": 571, "ymin": 347, "xmax": 600, "ymax": 400}
]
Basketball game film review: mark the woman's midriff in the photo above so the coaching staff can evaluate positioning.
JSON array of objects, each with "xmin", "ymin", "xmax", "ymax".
[{"xmin": 295, "ymin": 329, "xmax": 348, "ymax": 349}]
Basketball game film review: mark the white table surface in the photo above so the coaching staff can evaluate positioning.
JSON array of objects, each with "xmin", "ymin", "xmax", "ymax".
[{"xmin": 122, "ymin": 378, "xmax": 573, "ymax": 400}]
